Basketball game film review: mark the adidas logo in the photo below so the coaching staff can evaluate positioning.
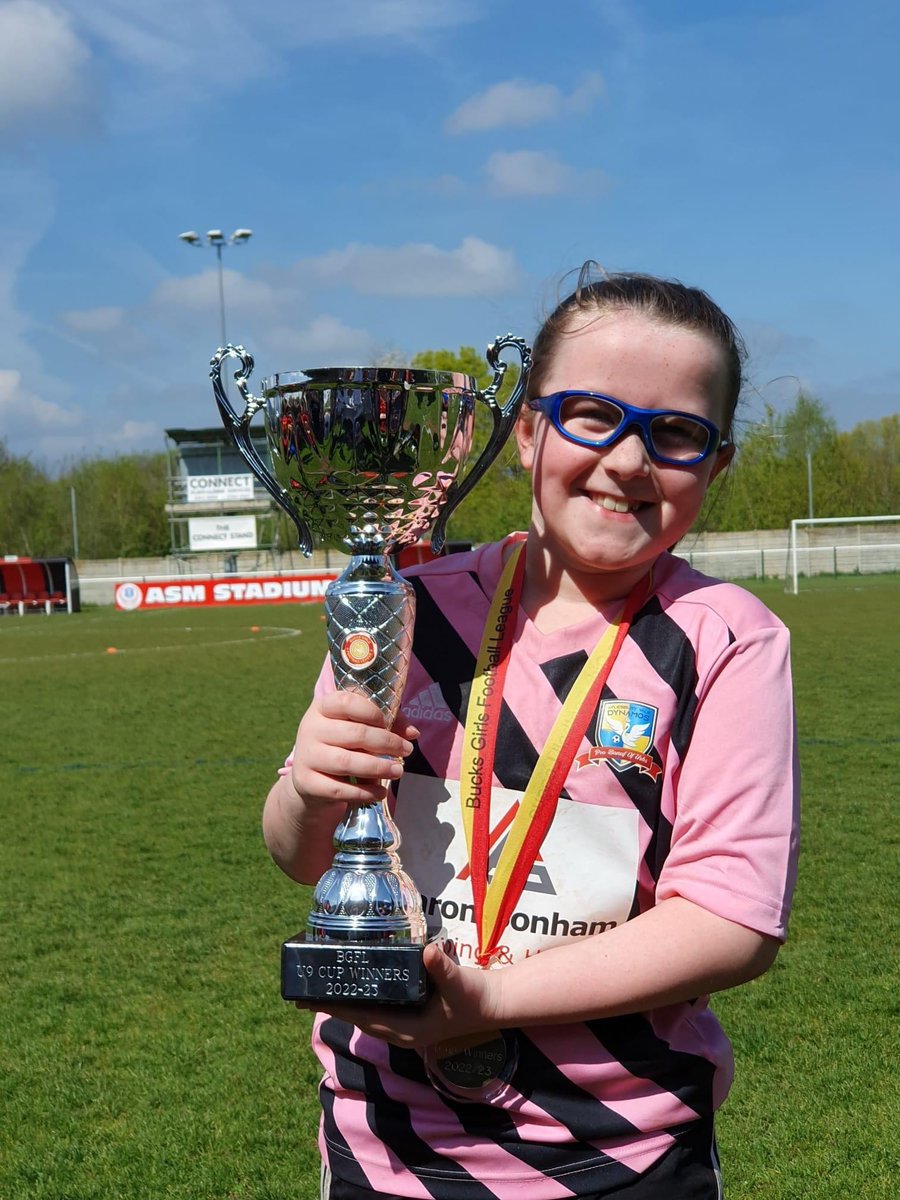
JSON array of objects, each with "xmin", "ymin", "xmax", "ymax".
[{"xmin": 402, "ymin": 682, "xmax": 453, "ymax": 723}]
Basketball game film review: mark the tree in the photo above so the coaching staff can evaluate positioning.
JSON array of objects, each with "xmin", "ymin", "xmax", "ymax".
[
  {"xmin": 59, "ymin": 455, "xmax": 169, "ymax": 558},
  {"xmin": 410, "ymin": 347, "xmax": 531, "ymax": 544},
  {"xmin": 699, "ymin": 392, "xmax": 853, "ymax": 531},
  {"xmin": 833, "ymin": 415, "xmax": 899, "ymax": 515},
  {"xmin": 0, "ymin": 442, "xmax": 65, "ymax": 555}
]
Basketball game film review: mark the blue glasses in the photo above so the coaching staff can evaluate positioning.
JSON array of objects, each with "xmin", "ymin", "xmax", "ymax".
[{"xmin": 527, "ymin": 391, "xmax": 729, "ymax": 466}]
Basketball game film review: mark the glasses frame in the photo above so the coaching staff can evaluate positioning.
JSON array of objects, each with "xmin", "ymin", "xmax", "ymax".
[{"xmin": 527, "ymin": 391, "xmax": 730, "ymax": 466}]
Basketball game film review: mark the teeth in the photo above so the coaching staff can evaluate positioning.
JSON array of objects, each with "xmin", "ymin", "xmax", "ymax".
[{"xmin": 599, "ymin": 496, "xmax": 633, "ymax": 513}]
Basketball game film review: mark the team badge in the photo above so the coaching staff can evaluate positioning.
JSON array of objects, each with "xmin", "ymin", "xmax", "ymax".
[
  {"xmin": 575, "ymin": 699, "xmax": 661, "ymax": 780},
  {"xmin": 340, "ymin": 630, "xmax": 378, "ymax": 670},
  {"xmin": 114, "ymin": 582, "xmax": 143, "ymax": 611}
]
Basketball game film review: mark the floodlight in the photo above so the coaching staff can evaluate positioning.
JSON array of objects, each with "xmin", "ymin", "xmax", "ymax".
[{"xmin": 177, "ymin": 225, "xmax": 255, "ymax": 347}]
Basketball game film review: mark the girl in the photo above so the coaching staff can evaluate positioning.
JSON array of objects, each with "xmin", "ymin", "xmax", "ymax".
[{"xmin": 263, "ymin": 270, "xmax": 800, "ymax": 1200}]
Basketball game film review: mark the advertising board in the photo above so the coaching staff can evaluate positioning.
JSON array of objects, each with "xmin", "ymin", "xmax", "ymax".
[
  {"xmin": 185, "ymin": 474, "xmax": 255, "ymax": 503},
  {"xmin": 114, "ymin": 574, "xmax": 339, "ymax": 610},
  {"xmin": 188, "ymin": 515, "xmax": 257, "ymax": 551}
]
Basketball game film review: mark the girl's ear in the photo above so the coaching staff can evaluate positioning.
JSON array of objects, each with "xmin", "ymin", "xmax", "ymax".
[
  {"xmin": 515, "ymin": 412, "xmax": 537, "ymax": 471},
  {"xmin": 710, "ymin": 441, "xmax": 736, "ymax": 483}
]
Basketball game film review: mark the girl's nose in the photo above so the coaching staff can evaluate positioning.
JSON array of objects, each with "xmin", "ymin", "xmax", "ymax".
[{"xmin": 599, "ymin": 428, "xmax": 652, "ymax": 476}]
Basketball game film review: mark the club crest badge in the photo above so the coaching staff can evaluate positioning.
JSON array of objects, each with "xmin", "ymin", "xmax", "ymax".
[
  {"xmin": 340, "ymin": 630, "xmax": 378, "ymax": 670},
  {"xmin": 575, "ymin": 699, "xmax": 662, "ymax": 780}
]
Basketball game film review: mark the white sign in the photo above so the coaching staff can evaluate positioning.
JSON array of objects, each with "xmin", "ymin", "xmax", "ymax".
[
  {"xmin": 188, "ymin": 515, "xmax": 258, "ymax": 551},
  {"xmin": 186, "ymin": 473, "xmax": 255, "ymax": 503}
]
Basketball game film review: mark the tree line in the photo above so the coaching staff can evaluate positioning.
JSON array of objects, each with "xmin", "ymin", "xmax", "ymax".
[{"xmin": 1, "ymin": 350, "xmax": 896, "ymax": 560}]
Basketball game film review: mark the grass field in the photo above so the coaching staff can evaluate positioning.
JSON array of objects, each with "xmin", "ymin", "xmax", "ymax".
[{"xmin": 1, "ymin": 581, "xmax": 897, "ymax": 1199}]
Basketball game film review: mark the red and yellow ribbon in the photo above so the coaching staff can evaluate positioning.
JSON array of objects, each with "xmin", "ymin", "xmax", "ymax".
[{"xmin": 459, "ymin": 542, "xmax": 649, "ymax": 966}]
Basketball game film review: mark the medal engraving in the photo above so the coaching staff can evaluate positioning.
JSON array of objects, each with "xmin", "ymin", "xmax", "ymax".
[{"xmin": 424, "ymin": 1030, "xmax": 519, "ymax": 1101}]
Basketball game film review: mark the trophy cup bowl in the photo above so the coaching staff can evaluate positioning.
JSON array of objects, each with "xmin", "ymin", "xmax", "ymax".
[{"xmin": 210, "ymin": 337, "xmax": 532, "ymax": 1005}]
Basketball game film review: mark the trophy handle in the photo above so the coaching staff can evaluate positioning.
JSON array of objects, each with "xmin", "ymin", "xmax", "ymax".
[
  {"xmin": 431, "ymin": 333, "xmax": 533, "ymax": 554},
  {"xmin": 209, "ymin": 344, "xmax": 315, "ymax": 557}
]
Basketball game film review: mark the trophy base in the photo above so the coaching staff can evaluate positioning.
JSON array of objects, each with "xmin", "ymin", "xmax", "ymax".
[{"xmin": 281, "ymin": 934, "xmax": 430, "ymax": 1005}]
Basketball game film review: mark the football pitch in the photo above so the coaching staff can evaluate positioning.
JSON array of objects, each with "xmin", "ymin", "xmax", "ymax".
[{"xmin": 1, "ymin": 581, "xmax": 897, "ymax": 1199}]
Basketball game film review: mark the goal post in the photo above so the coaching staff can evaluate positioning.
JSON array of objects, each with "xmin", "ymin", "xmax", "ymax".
[{"xmin": 786, "ymin": 515, "xmax": 900, "ymax": 593}]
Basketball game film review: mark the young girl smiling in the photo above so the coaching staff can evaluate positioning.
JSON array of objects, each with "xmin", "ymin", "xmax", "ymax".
[{"xmin": 264, "ymin": 270, "xmax": 800, "ymax": 1200}]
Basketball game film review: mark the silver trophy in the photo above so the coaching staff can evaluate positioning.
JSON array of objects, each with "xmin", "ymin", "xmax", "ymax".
[{"xmin": 210, "ymin": 337, "xmax": 532, "ymax": 1005}]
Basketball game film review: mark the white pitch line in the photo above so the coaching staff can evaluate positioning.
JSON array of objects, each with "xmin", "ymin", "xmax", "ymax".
[{"xmin": 0, "ymin": 626, "xmax": 303, "ymax": 664}]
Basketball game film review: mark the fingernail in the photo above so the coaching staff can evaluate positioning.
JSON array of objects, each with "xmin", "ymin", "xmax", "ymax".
[{"xmin": 407, "ymin": 726, "xmax": 421, "ymax": 739}]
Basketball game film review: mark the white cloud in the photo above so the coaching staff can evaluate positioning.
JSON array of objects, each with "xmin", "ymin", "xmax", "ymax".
[
  {"xmin": 74, "ymin": 0, "xmax": 480, "ymax": 64},
  {"xmin": 263, "ymin": 316, "xmax": 379, "ymax": 365},
  {"xmin": 54, "ymin": 0, "xmax": 483, "ymax": 129},
  {"xmin": 70, "ymin": 0, "xmax": 261, "ymax": 81},
  {"xmin": 281, "ymin": 0, "xmax": 482, "ymax": 42},
  {"xmin": 484, "ymin": 150, "xmax": 609, "ymax": 198},
  {"xmin": 0, "ymin": 1, "xmax": 95, "ymax": 136},
  {"xmin": 62, "ymin": 306, "xmax": 125, "ymax": 334},
  {"xmin": 741, "ymin": 320, "xmax": 816, "ymax": 368},
  {"xmin": 568, "ymin": 72, "xmax": 607, "ymax": 113},
  {"xmin": 0, "ymin": 368, "xmax": 82, "ymax": 434},
  {"xmin": 426, "ymin": 173, "xmax": 468, "ymax": 197},
  {"xmin": 148, "ymin": 269, "xmax": 286, "ymax": 330},
  {"xmin": 445, "ymin": 73, "xmax": 605, "ymax": 134},
  {"xmin": 300, "ymin": 236, "xmax": 521, "ymax": 296},
  {"xmin": 106, "ymin": 418, "xmax": 159, "ymax": 447}
]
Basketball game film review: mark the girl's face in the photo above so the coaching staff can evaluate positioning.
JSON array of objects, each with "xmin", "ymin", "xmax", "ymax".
[{"xmin": 515, "ymin": 309, "xmax": 735, "ymax": 601}]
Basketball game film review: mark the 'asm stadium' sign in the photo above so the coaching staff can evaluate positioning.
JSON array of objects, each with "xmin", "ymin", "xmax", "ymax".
[{"xmin": 114, "ymin": 574, "xmax": 338, "ymax": 610}]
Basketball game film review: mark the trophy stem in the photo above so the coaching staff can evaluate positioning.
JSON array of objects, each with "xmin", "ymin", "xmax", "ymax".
[{"xmin": 304, "ymin": 551, "xmax": 427, "ymax": 945}]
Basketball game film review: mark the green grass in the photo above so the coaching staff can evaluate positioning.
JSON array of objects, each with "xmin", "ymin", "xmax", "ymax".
[{"xmin": 1, "ymin": 587, "xmax": 898, "ymax": 1198}]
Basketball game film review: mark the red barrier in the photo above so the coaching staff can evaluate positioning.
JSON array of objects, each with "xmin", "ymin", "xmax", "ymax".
[{"xmin": 114, "ymin": 573, "xmax": 339, "ymax": 611}]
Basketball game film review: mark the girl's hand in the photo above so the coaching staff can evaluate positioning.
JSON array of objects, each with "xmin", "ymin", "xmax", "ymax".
[
  {"xmin": 297, "ymin": 941, "xmax": 504, "ymax": 1049},
  {"xmin": 289, "ymin": 691, "xmax": 420, "ymax": 810}
]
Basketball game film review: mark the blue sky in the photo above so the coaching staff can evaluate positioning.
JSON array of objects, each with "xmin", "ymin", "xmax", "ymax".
[{"xmin": 1, "ymin": 0, "xmax": 898, "ymax": 464}]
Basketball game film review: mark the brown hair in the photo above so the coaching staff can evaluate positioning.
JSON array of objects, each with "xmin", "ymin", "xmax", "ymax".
[{"xmin": 528, "ymin": 267, "xmax": 747, "ymax": 441}]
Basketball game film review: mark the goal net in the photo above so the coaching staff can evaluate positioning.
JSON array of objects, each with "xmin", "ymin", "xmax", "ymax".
[{"xmin": 786, "ymin": 515, "xmax": 900, "ymax": 593}]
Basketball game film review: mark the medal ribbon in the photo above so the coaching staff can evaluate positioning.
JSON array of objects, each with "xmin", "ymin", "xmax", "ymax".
[{"xmin": 459, "ymin": 541, "xmax": 649, "ymax": 966}]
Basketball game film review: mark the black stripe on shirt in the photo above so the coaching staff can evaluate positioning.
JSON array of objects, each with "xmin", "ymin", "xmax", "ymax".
[
  {"xmin": 320, "ymin": 1018, "xmax": 496, "ymax": 1199},
  {"xmin": 513, "ymin": 1032, "xmax": 641, "ymax": 1142},
  {"xmin": 585, "ymin": 1013, "xmax": 717, "ymax": 1118},
  {"xmin": 319, "ymin": 1085, "xmax": 373, "ymax": 1189},
  {"xmin": 592, "ymin": 677, "xmax": 672, "ymax": 885},
  {"xmin": 408, "ymin": 572, "xmax": 484, "ymax": 717},
  {"xmin": 408, "ymin": 574, "xmax": 543, "ymax": 794},
  {"xmin": 389, "ymin": 1037, "xmax": 644, "ymax": 1194},
  {"xmin": 628, "ymin": 599, "xmax": 700, "ymax": 764}
]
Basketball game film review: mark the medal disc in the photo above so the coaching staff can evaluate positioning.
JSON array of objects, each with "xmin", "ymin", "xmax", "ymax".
[{"xmin": 423, "ymin": 1030, "xmax": 518, "ymax": 1102}]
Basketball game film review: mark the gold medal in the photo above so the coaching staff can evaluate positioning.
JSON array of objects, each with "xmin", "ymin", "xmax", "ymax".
[{"xmin": 423, "ymin": 1030, "xmax": 519, "ymax": 1102}]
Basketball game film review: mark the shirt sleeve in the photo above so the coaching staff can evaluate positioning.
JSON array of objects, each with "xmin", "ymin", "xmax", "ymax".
[{"xmin": 656, "ymin": 624, "xmax": 800, "ymax": 941}]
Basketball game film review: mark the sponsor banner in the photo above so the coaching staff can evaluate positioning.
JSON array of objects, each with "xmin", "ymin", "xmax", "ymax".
[
  {"xmin": 185, "ymin": 473, "xmax": 255, "ymax": 503},
  {"xmin": 114, "ymin": 574, "xmax": 338, "ymax": 610},
  {"xmin": 188, "ymin": 515, "xmax": 257, "ymax": 551}
]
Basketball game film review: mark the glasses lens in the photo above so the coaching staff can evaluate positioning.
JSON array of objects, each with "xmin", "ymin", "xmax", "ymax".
[
  {"xmin": 557, "ymin": 394, "xmax": 623, "ymax": 442},
  {"xmin": 649, "ymin": 414, "xmax": 711, "ymax": 462},
  {"xmin": 549, "ymin": 393, "xmax": 715, "ymax": 462}
]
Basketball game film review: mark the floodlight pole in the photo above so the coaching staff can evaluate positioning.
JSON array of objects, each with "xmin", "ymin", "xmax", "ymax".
[
  {"xmin": 178, "ymin": 228, "xmax": 253, "ymax": 349},
  {"xmin": 214, "ymin": 241, "xmax": 227, "ymax": 346},
  {"xmin": 70, "ymin": 486, "xmax": 79, "ymax": 558}
]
